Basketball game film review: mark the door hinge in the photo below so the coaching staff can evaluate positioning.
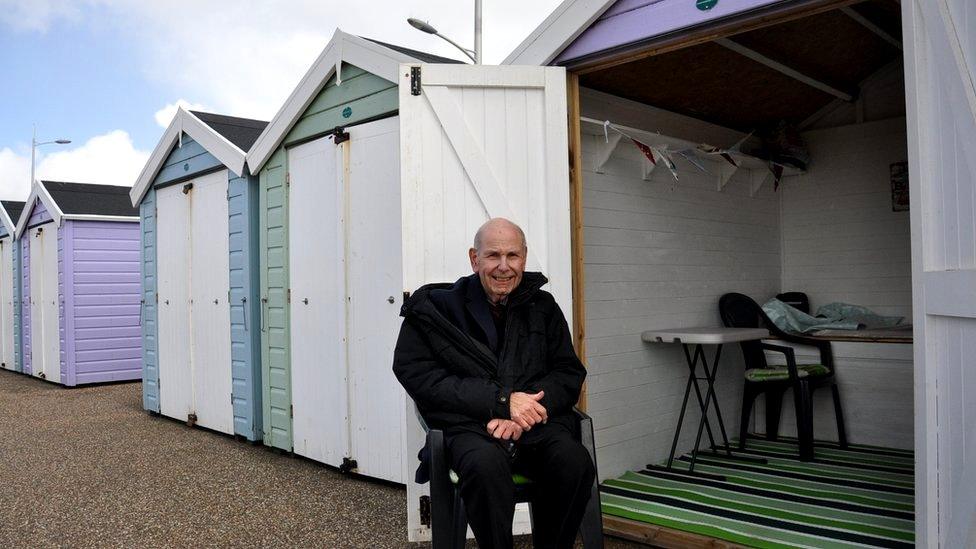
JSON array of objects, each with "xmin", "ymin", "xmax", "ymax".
[
  {"xmin": 230, "ymin": 393, "xmax": 234, "ymax": 404},
  {"xmin": 287, "ymin": 288, "xmax": 291, "ymax": 303},
  {"xmin": 155, "ymin": 293, "xmax": 159, "ymax": 303},
  {"xmin": 410, "ymin": 66, "xmax": 422, "ymax": 96},
  {"xmin": 333, "ymin": 127, "xmax": 350, "ymax": 145},
  {"xmin": 419, "ymin": 496, "xmax": 431, "ymax": 526},
  {"xmin": 289, "ymin": 404, "xmax": 294, "ymax": 418},
  {"xmin": 285, "ymin": 172, "xmax": 290, "ymax": 187}
]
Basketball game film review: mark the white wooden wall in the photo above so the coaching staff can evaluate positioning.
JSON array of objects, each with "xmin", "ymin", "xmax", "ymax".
[
  {"xmin": 782, "ymin": 118, "xmax": 912, "ymax": 318},
  {"xmin": 762, "ymin": 117, "xmax": 914, "ymax": 450},
  {"xmin": 903, "ymin": 0, "xmax": 976, "ymax": 545},
  {"xmin": 578, "ymin": 127, "xmax": 782, "ymax": 480}
]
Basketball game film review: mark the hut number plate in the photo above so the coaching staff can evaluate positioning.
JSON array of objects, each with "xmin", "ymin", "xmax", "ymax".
[{"xmin": 696, "ymin": 0, "xmax": 718, "ymax": 10}]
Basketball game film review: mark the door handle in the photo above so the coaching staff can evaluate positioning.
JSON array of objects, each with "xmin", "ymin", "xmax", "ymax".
[
  {"xmin": 302, "ymin": 298, "xmax": 309, "ymax": 305},
  {"xmin": 214, "ymin": 299, "xmax": 219, "ymax": 305},
  {"xmin": 388, "ymin": 296, "xmax": 395, "ymax": 304},
  {"xmin": 261, "ymin": 297, "xmax": 268, "ymax": 332},
  {"xmin": 241, "ymin": 297, "xmax": 248, "ymax": 332}
]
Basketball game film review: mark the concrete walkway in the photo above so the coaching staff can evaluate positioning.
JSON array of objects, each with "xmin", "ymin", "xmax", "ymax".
[{"xmin": 0, "ymin": 370, "xmax": 640, "ymax": 548}]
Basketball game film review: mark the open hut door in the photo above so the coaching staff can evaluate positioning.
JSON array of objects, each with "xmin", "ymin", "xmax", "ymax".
[
  {"xmin": 903, "ymin": 1, "xmax": 976, "ymax": 546},
  {"xmin": 398, "ymin": 63, "xmax": 571, "ymax": 541}
]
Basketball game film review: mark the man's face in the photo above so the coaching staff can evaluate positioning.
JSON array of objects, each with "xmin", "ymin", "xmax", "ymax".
[{"xmin": 469, "ymin": 224, "xmax": 526, "ymax": 304}]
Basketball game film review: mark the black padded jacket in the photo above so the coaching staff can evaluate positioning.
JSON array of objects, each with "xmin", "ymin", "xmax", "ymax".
[{"xmin": 392, "ymin": 272, "xmax": 586, "ymax": 439}]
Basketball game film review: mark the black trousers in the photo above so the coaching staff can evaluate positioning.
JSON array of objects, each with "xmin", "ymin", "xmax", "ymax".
[{"xmin": 446, "ymin": 422, "xmax": 595, "ymax": 549}]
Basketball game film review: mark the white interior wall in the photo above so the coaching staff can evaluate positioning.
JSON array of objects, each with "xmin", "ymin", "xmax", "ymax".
[
  {"xmin": 579, "ymin": 87, "xmax": 916, "ymax": 477},
  {"xmin": 760, "ymin": 117, "xmax": 914, "ymax": 450},
  {"xmin": 580, "ymin": 92, "xmax": 783, "ymax": 479},
  {"xmin": 781, "ymin": 117, "xmax": 912, "ymax": 317}
]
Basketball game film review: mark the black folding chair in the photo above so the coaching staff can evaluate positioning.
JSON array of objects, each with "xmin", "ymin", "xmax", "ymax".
[
  {"xmin": 719, "ymin": 293, "xmax": 847, "ymax": 461},
  {"xmin": 417, "ymin": 407, "xmax": 604, "ymax": 549}
]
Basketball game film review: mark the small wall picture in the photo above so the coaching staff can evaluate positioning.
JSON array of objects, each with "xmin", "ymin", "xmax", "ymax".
[{"xmin": 891, "ymin": 161, "xmax": 909, "ymax": 212}]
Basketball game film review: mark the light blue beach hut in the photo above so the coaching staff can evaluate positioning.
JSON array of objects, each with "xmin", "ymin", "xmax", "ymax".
[{"xmin": 130, "ymin": 108, "xmax": 268, "ymax": 442}]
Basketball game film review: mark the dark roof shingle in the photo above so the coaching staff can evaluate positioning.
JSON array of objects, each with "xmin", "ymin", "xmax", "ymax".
[
  {"xmin": 362, "ymin": 38, "xmax": 466, "ymax": 65},
  {"xmin": 1, "ymin": 201, "xmax": 25, "ymax": 227},
  {"xmin": 40, "ymin": 181, "xmax": 138, "ymax": 217},
  {"xmin": 190, "ymin": 111, "xmax": 269, "ymax": 152}
]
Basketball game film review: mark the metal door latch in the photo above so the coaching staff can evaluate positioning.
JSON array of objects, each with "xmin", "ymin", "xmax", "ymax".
[{"xmin": 387, "ymin": 296, "xmax": 395, "ymax": 304}]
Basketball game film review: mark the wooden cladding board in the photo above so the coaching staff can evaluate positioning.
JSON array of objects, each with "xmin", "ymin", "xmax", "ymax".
[
  {"xmin": 284, "ymin": 63, "xmax": 398, "ymax": 147},
  {"xmin": 604, "ymin": 515, "xmax": 749, "ymax": 549},
  {"xmin": 140, "ymin": 189, "xmax": 159, "ymax": 411}
]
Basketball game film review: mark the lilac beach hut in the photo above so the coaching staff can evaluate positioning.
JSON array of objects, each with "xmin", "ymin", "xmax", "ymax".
[{"xmin": 14, "ymin": 181, "xmax": 141, "ymax": 386}]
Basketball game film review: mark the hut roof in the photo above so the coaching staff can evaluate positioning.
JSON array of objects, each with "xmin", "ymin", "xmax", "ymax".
[
  {"xmin": 247, "ymin": 29, "xmax": 461, "ymax": 173},
  {"xmin": 1, "ymin": 201, "xmax": 25, "ymax": 229},
  {"xmin": 41, "ymin": 181, "xmax": 138, "ymax": 217},
  {"xmin": 190, "ymin": 111, "xmax": 269, "ymax": 152}
]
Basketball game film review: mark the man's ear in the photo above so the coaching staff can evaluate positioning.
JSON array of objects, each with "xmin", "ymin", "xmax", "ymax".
[{"xmin": 469, "ymin": 248, "xmax": 478, "ymax": 272}]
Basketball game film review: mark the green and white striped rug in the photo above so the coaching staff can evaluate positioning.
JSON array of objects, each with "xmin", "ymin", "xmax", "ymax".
[{"xmin": 600, "ymin": 437, "xmax": 914, "ymax": 548}]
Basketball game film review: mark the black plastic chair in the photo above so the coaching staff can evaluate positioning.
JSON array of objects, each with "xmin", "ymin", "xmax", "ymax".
[
  {"xmin": 418, "ymin": 407, "xmax": 604, "ymax": 549},
  {"xmin": 776, "ymin": 291, "xmax": 810, "ymax": 314},
  {"xmin": 719, "ymin": 293, "xmax": 847, "ymax": 461}
]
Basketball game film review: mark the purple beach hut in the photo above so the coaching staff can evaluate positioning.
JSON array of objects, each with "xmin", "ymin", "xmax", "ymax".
[{"xmin": 15, "ymin": 180, "xmax": 141, "ymax": 386}]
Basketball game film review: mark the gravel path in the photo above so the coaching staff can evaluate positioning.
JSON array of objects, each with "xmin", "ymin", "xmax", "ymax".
[{"xmin": 0, "ymin": 370, "xmax": 643, "ymax": 548}]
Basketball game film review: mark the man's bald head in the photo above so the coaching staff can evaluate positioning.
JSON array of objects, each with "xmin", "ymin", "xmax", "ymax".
[
  {"xmin": 469, "ymin": 218, "xmax": 528, "ymax": 303},
  {"xmin": 473, "ymin": 218, "xmax": 527, "ymax": 253}
]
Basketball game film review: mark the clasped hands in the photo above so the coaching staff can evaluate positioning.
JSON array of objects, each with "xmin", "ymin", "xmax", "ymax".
[{"xmin": 486, "ymin": 390, "xmax": 547, "ymax": 441}]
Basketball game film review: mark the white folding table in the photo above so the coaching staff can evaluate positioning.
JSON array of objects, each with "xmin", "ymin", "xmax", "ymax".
[{"xmin": 642, "ymin": 327, "xmax": 770, "ymax": 477}]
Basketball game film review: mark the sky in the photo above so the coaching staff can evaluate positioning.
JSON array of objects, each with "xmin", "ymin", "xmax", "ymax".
[{"xmin": 0, "ymin": 0, "xmax": 563, "ymax": 200}]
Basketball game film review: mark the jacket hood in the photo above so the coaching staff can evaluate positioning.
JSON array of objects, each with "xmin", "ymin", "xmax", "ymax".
[{"xmin": 401, "ymin": 271, "xmax": 549, "ymax": 318}]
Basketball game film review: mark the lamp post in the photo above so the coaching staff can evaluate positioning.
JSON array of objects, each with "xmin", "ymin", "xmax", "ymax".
[
  {"xmin": 30, "ymin": 124, "xmax": 71, "ymax": 186},
  {"xmin": 407, "ymin": 0, "xmax": 482, "ymax": 64}
]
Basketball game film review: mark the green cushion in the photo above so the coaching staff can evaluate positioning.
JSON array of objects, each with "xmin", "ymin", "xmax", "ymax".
[
  {"xmin": 745, "ymin": 368, "xmax": 808, "ymax": 382},
  {"xmin": 798, "ymin": 364, "xmax": 830, "ymax": 376},
  {"xmin": 449, "ymin": 470, "xmax": 533, "ymax": 485},
  {"xmin": 744, "ymin": 364, "xmax": 829, "ymax": 382}
]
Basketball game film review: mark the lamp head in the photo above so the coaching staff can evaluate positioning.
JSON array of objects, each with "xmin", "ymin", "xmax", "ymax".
[
  {"xmin": 55, "ymin": 139, "xmax": 71, "ymax": 145},
  {"xmin": 407, "ymin": 18, "xmax": 438, "ymax": 34}
]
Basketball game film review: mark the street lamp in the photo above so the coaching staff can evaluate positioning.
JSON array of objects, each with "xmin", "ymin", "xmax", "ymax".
[
  {"xmin": 31, "ymin": 124, "xmax": 71, "ymax": 186},
  {"xmin": 407, "ymin": 0, "xmax": 482, "ymax": 64}
]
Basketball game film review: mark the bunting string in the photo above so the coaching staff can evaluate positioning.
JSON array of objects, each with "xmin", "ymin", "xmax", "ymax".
[{"xmin": 598, "ymin": 119, "xmax": 789, "ymax": 192}]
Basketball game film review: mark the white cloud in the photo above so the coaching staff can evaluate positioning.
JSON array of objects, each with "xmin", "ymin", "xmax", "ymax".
[
  {"xmin": 0, "ymin": 131, "xmax": 150, "ymax": 199},
  {"xmin": 155, "ymin": 99, "xmax": 208, "ymax": 128},
  {"xmin": 0, "ymin": 148, "xmax": 31, "ymax": 200},
  {"xmin": 66, "ymin": 0, "xmax": 563, "ymax": 120}
]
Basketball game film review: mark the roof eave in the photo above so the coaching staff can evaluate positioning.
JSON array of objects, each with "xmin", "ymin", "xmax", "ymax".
[
  {"xmin": 129, "ymin": 108, "xmax": 247, "ymax": 207},
  {"xmin": 502, "ymin": 0, "xmax": 617, "ymax": 66},
  {"xmin": 15, "ymin": 181, "xmax": 64, "ymax": 239},
  {"xmin": 245, "ymin": 29, "xmax": 420, "ymax": 175},
  {"xmin": 0, "ymin": 203, "xmax": 15, "ymax": 239}
]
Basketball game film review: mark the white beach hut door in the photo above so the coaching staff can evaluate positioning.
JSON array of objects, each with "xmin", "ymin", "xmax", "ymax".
[
  {"xmin": 40, "ymin": 223, "xmax": 59, "ymax": 382},
  {"xmin": 288, "ymin": 135, "xmax": 349, "ymax": 466},
  {"xmin": 345, "ymin": 117, "xmax": 406, "ymax": 483},
  {"xmin": 903, "ymin": 1, "xmax": 976, "ymax": 546},
  {"xmin": 189, "ymin": 170, "xmax": 233, "ymax": 435},
  {"xmin": 29, "ymin": 227, "xmax": 43, "ymax": 378},
  {"xmin": 156, "ymin": 183, "xmax": 193, "ymax": 421},
  {"xmin": 398, "ymin": 63, "xmax": 571, "ymax": 541},
  {"xmin": 0, "ymin": 239, "xmax": 12, "ymax": 370}
]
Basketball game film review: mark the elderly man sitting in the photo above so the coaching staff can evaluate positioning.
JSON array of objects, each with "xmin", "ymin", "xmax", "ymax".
[{"xmin": 393, "ymin": 218, "xmax": 594, "ymax": 549}]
